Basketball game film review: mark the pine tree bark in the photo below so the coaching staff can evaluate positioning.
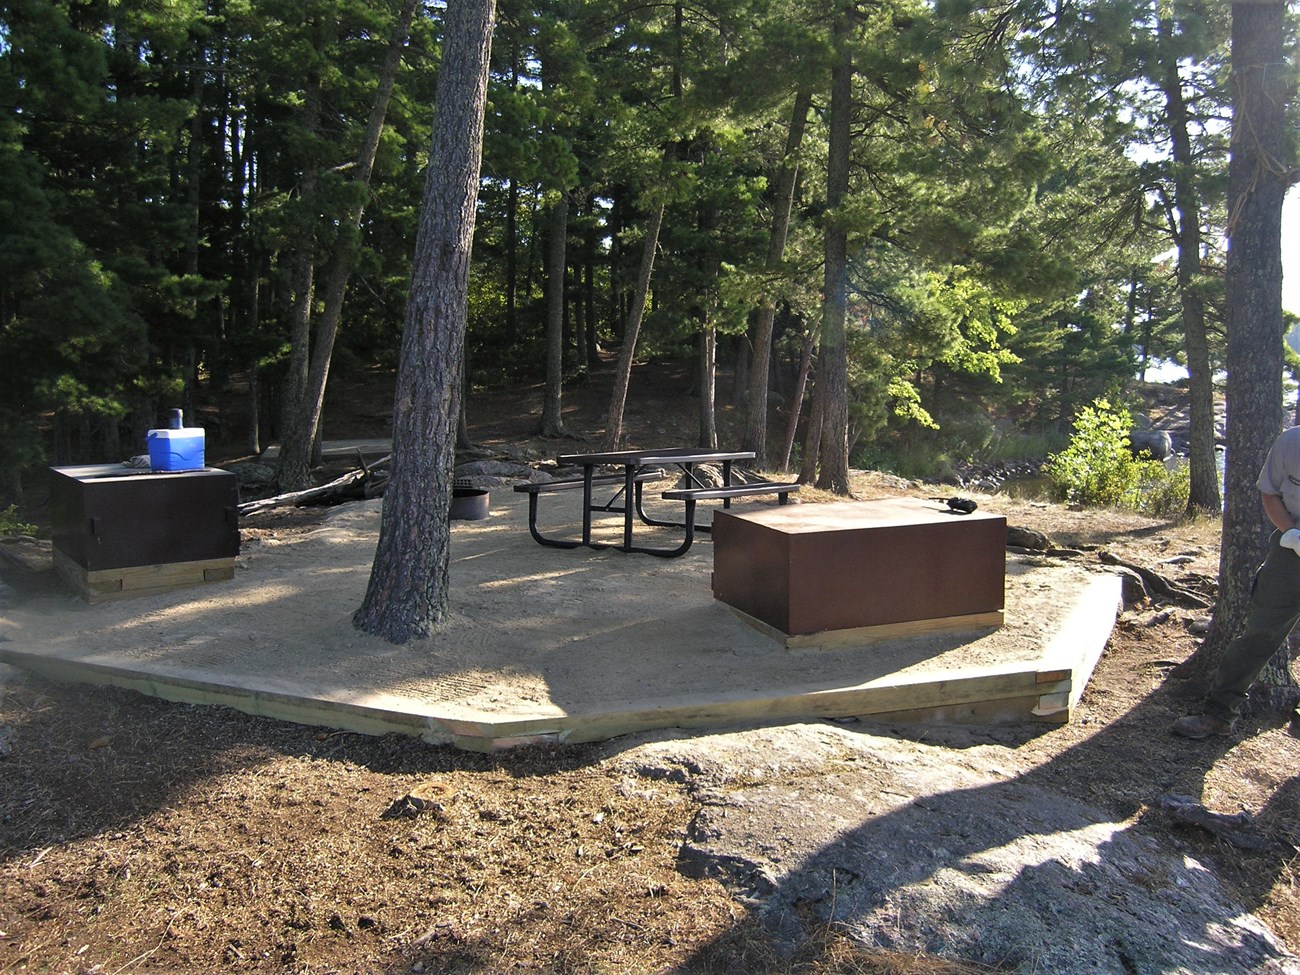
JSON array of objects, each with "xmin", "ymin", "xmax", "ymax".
[
  {"xmin": 583, "ymin": 220, "xmax": 598, "ymax": 363},
  {"xmin": 604, "ymin": 201, "xmax": 665, "ymax": 450},
  {"xmin": 353, "ymin": 0, "xmax": 497, "ymax": 644},
  {"xmin": 277, "ymin": 0, "xmax": 419, "ymax": 491},
  {"xmin": 815, "ymin": 29, "xmax": 853, "ymax": 494},
  {"xmin": 276, "ymin": 21, "xmax": 327, "ymax": 492},
  {"xmin": 506, "ymin": 178, "xmax": 519, "ymax": 342},
  {"xmin": 779, "ymin": 324, "xmax": 816, "ymax": 474},
  {"xmin": 744, "ymin": 89, "xmax": 811, "ymax": 467},
  {"xmin": 505, "ymin": 47, "xmax": 521, "ymax": 345},
  {"xmin": 698, "ymin": 327, "xmax": 717, "ymax": 449},
  {"xmin": 800, "ymin": 390, "xmax": 824, "ymax": 486},
  {"xmin": 540, "ymin": 192, "xmax": 570, "ymax": 436},
  {"xmin": 573, "ymin": 205, "xmax": 588, "ymax": 370},
  {"xmin": 1157, "ymin": 13, "xmax": 1221, "ymax": 513},
  {"xmin": 1177, "ymin": 0, "xmax": 1293, "ymax": 687}
]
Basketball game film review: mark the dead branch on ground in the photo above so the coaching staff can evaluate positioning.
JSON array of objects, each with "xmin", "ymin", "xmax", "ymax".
[{"xmin": 238, "ymin": 455, "xmax": 390, "ymax": 516}]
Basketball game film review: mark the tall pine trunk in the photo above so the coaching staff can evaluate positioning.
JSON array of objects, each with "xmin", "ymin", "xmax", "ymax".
[
  {"xmin": 583, "ymin": 220, "xmax": 598, "ymax": 362},
  {"xmin": 540, "ymin": 193, "xmax": 570, "ymax": 436},
  {"xmin": 354, "ymin": 0, "xmax": 496, "ymax": 644},
  {"xmin": 698, "ymin": 327, "xmax": 717, "ymax": 449},
  {"xmin": 277, "ymin": 0, "xmax": 419, "ymax": 490},
  {"xmin": 573, "ymin": 204, "xmax": 588, "ymax": 371},
  {"xmin": 1176, "ymin": 0, "xmax": 1292, "ymax": 692},
  {"xmin": 276, "ymin": 23, "xmax": 326, "ymax": 491},
  {"xmin": 814, "ymin": 26, "xmax": 852, "ymax": 494},
  {"xmin": 604, "ymin": 202, "xmax": 665, "ymax": 450},
  {"xmin": 1158, "ymin": 14, "xmax": 1221, "ymax": 514},
  {"xmin": 744, "ymin": 89, "xmax": 811, "ymax": 467},
  {"xmin": 779, "ymin": 324, "xmax": 816, "ymax": 474},
  {"xmin": 605, "ymin": 0, "xmax": 679, "ymax": 451}
]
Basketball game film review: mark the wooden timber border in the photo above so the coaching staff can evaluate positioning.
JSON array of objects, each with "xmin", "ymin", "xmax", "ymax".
[
  {"xmin": 0, "ymin": 575, "xmax": 1120, "ymax": 752},
  {"xmin": 53, "ymin": 549, "xmax": 236, "ymax": 605}
]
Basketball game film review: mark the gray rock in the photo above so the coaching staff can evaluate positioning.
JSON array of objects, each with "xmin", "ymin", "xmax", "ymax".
[
  {"xmin": 224, "ymin": 461, "xmax": 277, "ymax": 487},
  {"xmin": 453, "ymin": 459, "xmax": 549, "ymax": 489},
  {"xmin": 1006, "ymin": 525, "xmax": 1051, "ymax": 550},
  {"xmin": 607, "ymin": 725, "xmax": 1300, "ymax": 975},
  {"xmin": 678, "ymin": 464, "xmax": 725, "ymax": 489},
  {"xmin": 455, "ymin": 459, "xmax": 537, "ymax": 480},
  {"xmin": 1129, "ymin": 430, "xmax": 1173, "ymax": 461},
  {"xmin": 493, "ymin": 445, "xmax": 547, "ymax": 463}
]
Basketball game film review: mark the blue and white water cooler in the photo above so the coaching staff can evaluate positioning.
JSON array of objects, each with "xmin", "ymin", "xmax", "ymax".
[{"xmin": 146, "ymin": 409, "xmax": 206, "ymax": 472}]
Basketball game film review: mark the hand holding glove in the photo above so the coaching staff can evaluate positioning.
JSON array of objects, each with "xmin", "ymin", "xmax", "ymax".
[{"xmin": 1281, "ymin": 528, "xmax": 1300, "ymax": 555}]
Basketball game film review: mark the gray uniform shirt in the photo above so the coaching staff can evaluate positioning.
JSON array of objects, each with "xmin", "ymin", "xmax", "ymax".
[{"xmin": 1257, "ymin": 426, "xmax": 1300, "ymax": 520}]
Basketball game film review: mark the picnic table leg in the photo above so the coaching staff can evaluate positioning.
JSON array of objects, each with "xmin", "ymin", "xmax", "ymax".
[
  {"xmin": 581, "ymin": 465, "xmax": 594, "ymax": 547},
  {"xmin": 623, "ymin": 465, "xmax": 636, "ymax": 551},
  {"xmin": 633, "ymin": 462, "xmax": 715, "ymax": 534},
  {"xmin": 625, "ymin": 497, "xmax": 697, "ymax": 557},
  {"xmin": 632, "ymin": 478, "xmax": 656, "ymax": 526},
  {"xmin": 633, "ymin": 464, "xmax": 683, "ymax": 530},
  {"xmin": 636, "ymin": 463, "xmax": 681, "ymax": 530},
  {"xmin": 722, "ymin": 459, "xmax": 734, "ymax": 509},
  {"xmin": 523, "ymin": 492, "xmax": 586, "ymax": 549}
]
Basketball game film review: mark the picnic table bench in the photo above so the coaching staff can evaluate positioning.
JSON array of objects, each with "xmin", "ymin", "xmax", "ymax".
[{"xmin": 660, "ymin": 481, "xmax": 799, "ymax": 539}]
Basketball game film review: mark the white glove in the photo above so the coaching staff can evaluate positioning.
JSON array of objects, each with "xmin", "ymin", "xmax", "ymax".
[{"xmin": 1281, "ymin": 529, "xmax": 1300, "ymax": 554}]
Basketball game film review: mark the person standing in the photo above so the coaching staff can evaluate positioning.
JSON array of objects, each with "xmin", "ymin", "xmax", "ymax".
[{"xmin": 1172, "ymin": 426, "xmax": 1300, "ymax": 739}]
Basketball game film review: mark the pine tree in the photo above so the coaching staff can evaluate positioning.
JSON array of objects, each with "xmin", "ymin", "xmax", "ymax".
[
  {"xmin": 1179, "ymin": 0, "xmax": 1296, "ymax": 697},
  {"xmin": 354, "ymin": 0, "xmax": 497, "ymax": 643}
]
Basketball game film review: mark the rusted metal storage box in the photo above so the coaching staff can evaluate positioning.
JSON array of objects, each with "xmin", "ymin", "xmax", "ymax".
[
  {"xmin": 50, "ymin": 464, "xmax": 240, "ymax": 602},
  {"xmin": 711, "ymin": 497, "xmax": 1005, "ymax": 641}
]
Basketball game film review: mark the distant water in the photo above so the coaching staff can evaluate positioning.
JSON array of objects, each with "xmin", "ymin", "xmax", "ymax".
[
  {"xmin": 1001, "ymin": 472, "xmax": 1051, "ymax": 500},
  {"xmin": 1139, "ymin": 360, "xmax": 1190, "ymax": 384}
]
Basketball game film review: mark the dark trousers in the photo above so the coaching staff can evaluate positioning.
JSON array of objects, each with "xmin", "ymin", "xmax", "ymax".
[{"xmin": 1205, "ymin": 530, "xmax": 1300, "ymax": 721}]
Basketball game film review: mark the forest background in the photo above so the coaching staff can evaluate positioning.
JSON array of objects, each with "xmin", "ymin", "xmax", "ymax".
[{"xmin": 1, "ymin": 0, "xmax": 1298, "ymax": 512}]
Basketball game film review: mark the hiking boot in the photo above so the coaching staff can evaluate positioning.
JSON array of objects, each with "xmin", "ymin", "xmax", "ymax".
[{"xmin": 1171, "ymin": 714, "xmax": 1234, "ymax": 740}]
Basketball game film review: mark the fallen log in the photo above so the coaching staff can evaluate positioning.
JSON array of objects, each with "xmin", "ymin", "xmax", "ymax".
[{"xmin": 238, "ymin": 457, "xmax": 390, "ymax": 515}]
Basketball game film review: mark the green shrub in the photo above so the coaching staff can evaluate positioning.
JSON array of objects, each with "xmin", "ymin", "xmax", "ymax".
[
  {"xmin": 1044, "ymin": 398, "xmax": 1186, "ymax": 513},
  {"xmin": 1134, "ymin": 458, "xmax": 1192, "ymax": 517},
  {"xmin": 0, "ymin": 504, "xmax": 38, "ymax": 537}
]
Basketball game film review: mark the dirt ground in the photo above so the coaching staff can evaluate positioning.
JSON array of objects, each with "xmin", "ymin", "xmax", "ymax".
[{"xmin": 3, "ymin": 361, "xmax": 1299, "ymax": 974}]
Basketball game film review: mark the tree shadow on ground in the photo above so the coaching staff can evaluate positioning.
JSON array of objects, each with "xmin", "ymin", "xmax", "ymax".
[
  {"xmin": 0, "ymin": 673, "xmax": 611, "ymax": 867},
  {"xmin": 7, "ymin": 637, "xmax": 1297, "ymax": 975},
  {"xmin": 656, "ymin": 663, "xmax": 1300, "ymax": 974}
]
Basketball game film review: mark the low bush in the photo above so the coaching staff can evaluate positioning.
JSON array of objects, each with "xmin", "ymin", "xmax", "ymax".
[
  {"xmin": 0, "ymin": 503, "xmax": 38, "ymax": 537},
  {"xmin": 1044, "ymin": 398, "xmax": 1190, "ymax": 514}
]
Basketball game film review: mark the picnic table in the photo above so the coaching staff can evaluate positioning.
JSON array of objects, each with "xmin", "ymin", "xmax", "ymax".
[{"xmin": 514, "ymin": 447, "xmax": 799, "ymax": 557}]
